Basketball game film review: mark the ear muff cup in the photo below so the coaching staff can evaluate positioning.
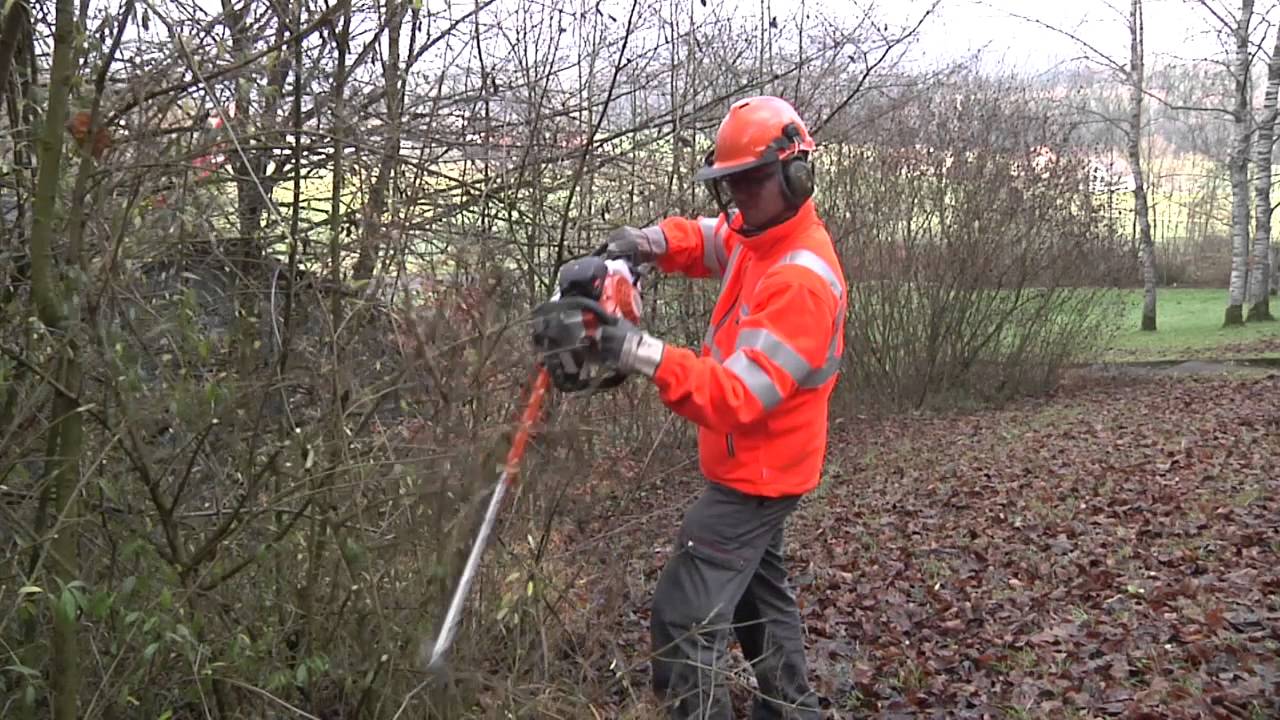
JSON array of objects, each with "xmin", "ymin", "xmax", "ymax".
[
  {"xmin": 780, "ymin": 153, "xmax": 814, "ymax": 206},
  {"xmin": 775, "ymin": 122, "xmax": 815, "ymax": 206}
]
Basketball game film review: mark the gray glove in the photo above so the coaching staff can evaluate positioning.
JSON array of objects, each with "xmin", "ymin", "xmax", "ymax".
[
  {"xmin": 595, "ymin": 315, "xmax": 666, "ymax": 378},
  {"xmin": 530, "ymin": 300, "xmax": 588, "ymax": 356},
  {"xmin": 605, "ymin": 225, "xmax": 667, "ymax": 265}
]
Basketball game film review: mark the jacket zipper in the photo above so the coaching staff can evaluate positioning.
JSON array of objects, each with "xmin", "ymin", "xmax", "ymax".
[
  {"xmin": 725, "ymin": 433, "xmax": 736, "ymax": 457},
  {"xmin": 711, "ymin": 294, "xmax": 740, "ymax": 338},
  {"xmin": 706, "ymin": 294, "xmax": 740, "ymax": 361},
  {"xmin": 709, "ymin": 249, "xmax": 747, "ymax": 343}
]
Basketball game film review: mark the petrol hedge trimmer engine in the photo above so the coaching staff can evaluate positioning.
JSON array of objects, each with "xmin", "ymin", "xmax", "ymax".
[{"xmin": 532, "ymin": 253, "xmax": 647, "ymax": 393}]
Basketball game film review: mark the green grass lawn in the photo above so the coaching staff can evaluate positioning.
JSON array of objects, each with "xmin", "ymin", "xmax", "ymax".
[{"xmin": 1103, "ymin": 288, "xmax": 1280, "ymax": 361}]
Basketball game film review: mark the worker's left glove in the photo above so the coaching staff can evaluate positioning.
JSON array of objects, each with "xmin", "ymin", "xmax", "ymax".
[
  {"xmin": 530, "ymin": 301, "xmax": 589, "ymax": 356},
  {"xmin": 594, "ymin": 316, "xmax": 666, "ymax": 378}
]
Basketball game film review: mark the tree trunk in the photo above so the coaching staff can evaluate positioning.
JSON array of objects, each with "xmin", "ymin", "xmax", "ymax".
[
  {"xmin": 1272, "ymin": 244, "xmax": 1278, "ymax": 295},
  {"xmin": 28, "ymin": 0, "xmax": 83, "ymax": 716},
  {"xmin": 1226, "ymin": 0, "xmax": 1254, "ymax": 326},
  {"xmin": 1248, "ymin": 24, "xmax": 1280, "ymax": 321},
  {"xmin": 352, "ymin": 0, "xmax": 406, "ymax": 282},
  {"xmin": 1, "ymin": 3, "xmax": 32, "ymax": 304},
  {"xmin": 47, "ymin": 357, "xmax": 84, "ymax": 720},
  {"xmin": 0, "ymin": 0, "xmax": 30, "ymax": 110},
  {"xmin": 1130, "ymin": 0, "xmax": 1156, "ymax": 331}
]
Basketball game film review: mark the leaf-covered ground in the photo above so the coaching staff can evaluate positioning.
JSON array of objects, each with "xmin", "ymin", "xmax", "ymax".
[{"xmin": 561, "ymin": 370, "xmax": 1280, "ymax": 719}]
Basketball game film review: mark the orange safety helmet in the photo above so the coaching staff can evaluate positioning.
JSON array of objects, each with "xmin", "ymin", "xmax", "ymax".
[{"xmin": 694, "ymin": 96, "xmax": 816, "ymax": 182}]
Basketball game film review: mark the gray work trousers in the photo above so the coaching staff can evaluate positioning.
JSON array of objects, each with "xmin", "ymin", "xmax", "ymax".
[{"xmin": 650, "ymin": 482, "xmax": 822, "ymax": 719}]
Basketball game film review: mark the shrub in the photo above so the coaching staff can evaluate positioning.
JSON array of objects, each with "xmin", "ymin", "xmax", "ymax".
[{"xmin": 818, "ymin": 74, "xmax": 1131, "ymax": 412}]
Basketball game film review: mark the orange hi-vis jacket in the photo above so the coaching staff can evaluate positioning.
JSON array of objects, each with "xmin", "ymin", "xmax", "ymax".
[{"xmin": 650, "ymin": 200, "xmax": 847, "ymax": 498}]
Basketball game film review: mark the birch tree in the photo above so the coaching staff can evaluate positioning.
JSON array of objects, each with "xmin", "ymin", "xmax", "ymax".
[
  {"xmin": 1248, "ymin": 23, "xmax": 1279, "ymax": 321},
  {"xmin": 1131, "ymin": 0, "xmax": 1157, "ymax": 330},
  {"xmin": 1225, "ymin": 0, "xmax": 1254, "ymax": 326},
  {"xmin": 1005, "ymin": 1, "xmax": 1158, "ymax": 330}
]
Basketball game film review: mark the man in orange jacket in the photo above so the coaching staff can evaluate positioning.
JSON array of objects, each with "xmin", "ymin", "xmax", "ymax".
[{"xmin": 538, "ymin": 96, "xmax": 845, "ymax": 719}]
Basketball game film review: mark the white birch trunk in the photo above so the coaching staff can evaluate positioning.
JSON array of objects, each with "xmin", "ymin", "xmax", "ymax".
[
  {"xmin": 1130, "ymin": 0, "xmax": 1157, "ymax": 330},
  {"xmin": 1226, "ymin": 0, "xmax": 1254, "ymax": 326},
  {"xmin": 1248, "ymin": 24, "xmax": 1279, "ymax": 321}
]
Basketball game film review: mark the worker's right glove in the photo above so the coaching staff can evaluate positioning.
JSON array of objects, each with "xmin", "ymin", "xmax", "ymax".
[
  {"xmin": 594, "ymin": 314, "xmax": 666, "ymax": 378},
  {"xmin": 605, "ymin": 225, "xmax": 667, "ymax": 265}
]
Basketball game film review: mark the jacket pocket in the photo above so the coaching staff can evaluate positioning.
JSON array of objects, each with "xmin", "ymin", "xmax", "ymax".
[{"xmin": 725, "ymin": 433, "xmax": 736, "ymax": 458}]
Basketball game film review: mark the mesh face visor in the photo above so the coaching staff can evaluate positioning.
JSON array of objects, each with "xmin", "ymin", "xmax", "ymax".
[{"xmin": 705, "ymin": 161, "xmax": 782, "ymax": 217}]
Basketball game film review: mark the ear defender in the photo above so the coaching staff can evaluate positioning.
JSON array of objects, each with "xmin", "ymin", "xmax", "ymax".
[{"xmin": 778, "ymin": 123, "xmax": 815, "ymax": 207}]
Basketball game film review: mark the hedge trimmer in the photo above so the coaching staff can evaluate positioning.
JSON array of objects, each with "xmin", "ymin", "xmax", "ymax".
[{"xmin": 424, "ymin": 247, "xmax": 650, "ymax": 673}]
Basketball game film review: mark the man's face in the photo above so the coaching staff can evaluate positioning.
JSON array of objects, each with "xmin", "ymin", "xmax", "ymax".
[{"xmin": 724, "ymin": 163, "xmax": 787, "ymax": 228}]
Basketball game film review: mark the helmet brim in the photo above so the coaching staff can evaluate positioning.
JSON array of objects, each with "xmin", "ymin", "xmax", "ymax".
[{"xmin": 692, "ymin": 153, "xmax": 779, "ymax": 182}]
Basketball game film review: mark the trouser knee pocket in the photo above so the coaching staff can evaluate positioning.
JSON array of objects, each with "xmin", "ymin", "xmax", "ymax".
[
  {"xmin": 653, "ymin": 534, "xmax": 754, "ymax": 630},
  {"xmin": 681, "ymin": 535, "xmax": 749, "ymax": 571}
]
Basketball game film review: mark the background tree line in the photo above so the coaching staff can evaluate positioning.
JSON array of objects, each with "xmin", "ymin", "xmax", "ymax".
[{"xmin": 1022, "ymin": 0, "xmax": 1280, "ymax": 329}]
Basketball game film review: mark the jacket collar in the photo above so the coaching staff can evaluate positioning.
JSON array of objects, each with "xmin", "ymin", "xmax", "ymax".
[{"xmin": 728, "ymin": 199, "xmax": 821, "ymax": 258}]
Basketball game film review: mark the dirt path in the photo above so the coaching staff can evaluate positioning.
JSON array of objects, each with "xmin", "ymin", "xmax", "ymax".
[
  {"xmin": 1085, "ymin": 358, "xmax": 1280, "ymax": 378},
  {"xmin": 566, "ymin": 370, "xmax": 1280, "ymax": 718}
]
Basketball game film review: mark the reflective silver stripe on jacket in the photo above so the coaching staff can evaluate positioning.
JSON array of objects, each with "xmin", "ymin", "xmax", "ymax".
[
  {"xmin": 724, "ymin": 351, "xmax": 785, "ymax": 411},
  {"xmin": 716, "ymin": 249, "xmax": 847, "ymax": 397},
  {"xmin": 773, "ymin": 250, "xmax": 846, "ymax": 388},
  {"xmin": 775, "ymin": 249, "xmax": 843, "ymax": 299},
  {"xmin": 697, "ymin": 215, "xmax": 733, "ymax": 279},
  {"xmin": 702, "ymin": 243, "xmax": 745, "ymax": 351},
  {"xmin": 733, "ymin": 328, "xmax": 811, "ymax": 383}
]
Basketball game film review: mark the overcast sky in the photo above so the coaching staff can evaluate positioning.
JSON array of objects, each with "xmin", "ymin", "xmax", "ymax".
[
  {"xmin": 876, "ymin": 0, "xmax": 1263, "ymax": 72},
  {"xmin": 173, "ymin": 0, "xmax": 1275, "ymax": 83}
]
